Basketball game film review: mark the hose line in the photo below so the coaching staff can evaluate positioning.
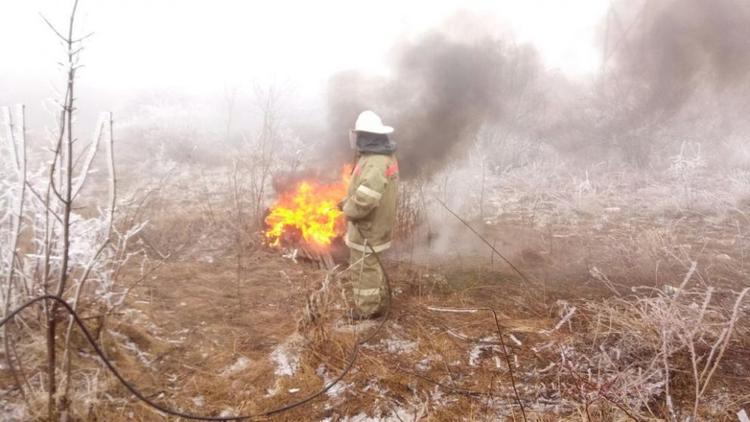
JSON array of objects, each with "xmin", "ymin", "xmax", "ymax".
[{"xmin": 0, "ymin": 228, "xmax": 392, "ymax": 420}]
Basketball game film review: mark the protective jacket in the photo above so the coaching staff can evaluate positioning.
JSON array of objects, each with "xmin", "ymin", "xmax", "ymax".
[{"xmin": 343, "ymin": 153, "xmax": 399, "ymax": 253}]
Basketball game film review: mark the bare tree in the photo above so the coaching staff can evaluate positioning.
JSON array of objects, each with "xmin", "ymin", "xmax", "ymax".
[
  {"xmin": 247, "ymin": 84, "xmax": 282, "ymax": 226},
  {"xmin": 34, "ymin": 2, "xmax": 128, "ymax": 418},
  {"xmin": 40, "ymin": 2, "xmax": 84, "ymax": 415}
]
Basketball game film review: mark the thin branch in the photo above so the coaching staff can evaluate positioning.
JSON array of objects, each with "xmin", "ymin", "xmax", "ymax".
[
  {"xmin": 2, "ymin": 104, "xmax": 29, "ymax": 405},
  {"xmin": 39, "ymin": 13, "xmax": 70, "ymax": 43},
  {"xmin": 71, "ymin": 113, "xmax": 105, "ymax": 200},
  {"xmin": 697, "ymin": 288, "xmax": 749, "ymax": 398},
  {"xmin": 62, "ymin": 112, "xmax": 117, "ymax": 399},
  {"xmin": 24, "ymin": 181, "xmax": 64, "ymax": 224},
  {"xmin": 72, "ymin": 31, "xmax": 94, "ymax": 43}
]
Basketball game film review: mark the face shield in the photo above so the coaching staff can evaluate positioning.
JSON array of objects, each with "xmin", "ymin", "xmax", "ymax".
[{"xmin": 348, "ymin": 130, "xmax": 357, "ymax": 150}]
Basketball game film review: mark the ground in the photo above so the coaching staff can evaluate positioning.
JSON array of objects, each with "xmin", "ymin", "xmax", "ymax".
[
  {"xmin": 2, "ymin": 166, "xmax": 750, "ymax": 421},
  {"xmin": 72, "ymin": 202, "xmax": 750, "ymax": 420}
]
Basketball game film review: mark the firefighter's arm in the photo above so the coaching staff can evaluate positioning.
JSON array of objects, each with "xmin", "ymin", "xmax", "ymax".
[{"xmin": 343, "ymin": 160, "xmax": 388, "ymax": 221}]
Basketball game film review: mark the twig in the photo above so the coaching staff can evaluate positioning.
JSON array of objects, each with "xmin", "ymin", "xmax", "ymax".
[
  {"xmin": 39, "ymin": 13, "xmax": 70, "ymax": 43},
  {"xmin": 426, "ymin": 306, "xmax": 479, "ymax": 314},
  {"xmin": 696, "ymin": 288, "xmax": 749, "ymax": 398},
  {"xmin": 71, "ymin": 113, "xmax": 105, "ymax": 200},
  {"xmin": 23, "ymin": 181, "xmax": 63, "ymax": 223},
  {"xmin": 424, "ymin": 304, "xmax": 527, "ymax": 420},
  {"xmin": 488, "ymin": 308, "xmax": 527, "ymax": 422},
  {"xmin": 2, "ymin": 104, "xmax": 29, "ymax": 405}
]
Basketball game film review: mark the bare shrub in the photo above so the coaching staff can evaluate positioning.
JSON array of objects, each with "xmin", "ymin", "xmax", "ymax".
[
  {"xmin": 554, "ymin": 263, "xmax": 749, "ymax": 420},
  {"xmin": 0, "ymin": 4, "xmax": 150, "ymax": 418}
]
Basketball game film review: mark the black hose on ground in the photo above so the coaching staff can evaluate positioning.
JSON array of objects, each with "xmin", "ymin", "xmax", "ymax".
[
  {"xmin": 0, "ymin": 229, "xmax": 392, "ymax": 421},
  {"xmin": 1, "ymin": 213, "xmax": 536, "ymax": 420}
]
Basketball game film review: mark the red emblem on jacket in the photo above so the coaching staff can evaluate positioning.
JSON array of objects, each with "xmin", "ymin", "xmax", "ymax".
[{"xmin": 385, "ymin": 159, "xmax": 399, "ymax": 178}]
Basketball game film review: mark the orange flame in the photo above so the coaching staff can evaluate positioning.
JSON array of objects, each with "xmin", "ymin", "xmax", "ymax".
[{"xmin": 265, "ymin": 166, "xmax": 352, "ymax": 250}]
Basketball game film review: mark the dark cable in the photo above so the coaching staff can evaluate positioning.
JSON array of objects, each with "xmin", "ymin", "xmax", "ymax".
[
  {"xmin": 3, "ymin": 295, "xmax": 247, "ymax": 420},
  {"xmin": 1, "ymin": 189, "xmax": 537, "ymax": 419},
  {"xmin": 0, "ymin": 233, "xmax": 393, "ymax": 422},
  {"xmin": 433, "ymin": 196, "xmax": 534, "ymax": 285}
]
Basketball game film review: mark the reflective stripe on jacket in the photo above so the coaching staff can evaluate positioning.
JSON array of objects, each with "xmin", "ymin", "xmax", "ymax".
[{"xmin": 343, "ymin": 153, "xmax": 399, "ymax": 252}]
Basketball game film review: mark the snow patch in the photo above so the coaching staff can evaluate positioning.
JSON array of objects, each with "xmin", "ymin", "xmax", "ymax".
[
  {"xmin": 191, "ymin": 395, "xmax": 205, "ymax": 407},
  {"xmin": 109, "ymin": 330, "xmax": 155, "ymax": 367},
  {"xmin": 221, "ymin": 356, "xmax": 251, "ymax": 376},
  {"xmin": 219, "ymin": 408, "xmax": 236, "ymax": 417},
  {"xmin": 316, "ymin": 364, "xmax": 348, "ymax": 399},
  {"xmin": 271, "ymin": 336, "xmax": 301, "ymax": 376},
  {"xmin": 415, "ymin": 355, "xmax": 434, "ymax": 371},
  {"xmin": 381, "ymin": 338, "xmax": 418, "ymax": 354},
  {"xmin": 345, "ymin": 407, "xmax": 414, "ymax": 422}
]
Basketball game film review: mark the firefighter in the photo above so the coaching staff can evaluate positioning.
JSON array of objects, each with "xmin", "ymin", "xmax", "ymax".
[{"xmin": 342, "ymin": 110, "xmax": 399, "ymax": 320}]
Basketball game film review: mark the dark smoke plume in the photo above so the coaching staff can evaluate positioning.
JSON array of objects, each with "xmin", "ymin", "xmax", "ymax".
[
  {"xmin": 552, "ymin": 0, "xmax": 750, "ymax": 166},
  {"xmin": 389, "ymin": 35, "xmax": 540, "ymax": 178},
  {"xmin": 324, "ymin": 30, "xmax": 542, "ymax": 179},
  {"xmin": 322, "ymin": 2, "xmax": 750, "ymax": 175},
  {"xmin": 612, "ymin": 0, "xmax": 750, "ymax": 114}
]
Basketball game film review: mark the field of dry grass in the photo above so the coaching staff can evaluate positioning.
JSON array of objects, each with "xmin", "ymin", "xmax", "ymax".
[{"xmin": 4, "ymin": 159, "xmax": 748, "ymax": 421}]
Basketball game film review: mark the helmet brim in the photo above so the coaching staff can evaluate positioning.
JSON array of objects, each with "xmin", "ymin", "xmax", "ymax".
[{"xmin": 356, "ymin": 125, "xmax": 394, "ymax": 135}]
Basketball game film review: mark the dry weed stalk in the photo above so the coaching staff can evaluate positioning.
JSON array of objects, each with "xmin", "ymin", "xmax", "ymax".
[
  {"xmin": 555, "ymin": 262, "xmax": 749, "ymax": 420},
  {"xmin": 2, "ymin": 105, "xmax": 30, "ymax": 407}
]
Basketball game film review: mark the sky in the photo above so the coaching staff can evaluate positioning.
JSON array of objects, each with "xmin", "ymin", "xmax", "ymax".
[{"xmin": 0, "ymin": 0, "xmax": 610, "ymax": 124}]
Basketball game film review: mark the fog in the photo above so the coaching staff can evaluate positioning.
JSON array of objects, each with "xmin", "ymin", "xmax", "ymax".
[
  {"xmin": 1, "ymin": 1, "xmax": 606, "ymax": 134},
  {"xmin": 1, "ymin": 0, "xmax": 749, "ymax": 189},
  {"xmin": 2, "ymin": 0, "xmax": 750, "ymax": 186}
]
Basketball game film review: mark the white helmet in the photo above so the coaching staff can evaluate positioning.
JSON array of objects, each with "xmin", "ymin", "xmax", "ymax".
[{"xmin": 354, "ymin": 110, "xmax": 394, "ymax": 134}]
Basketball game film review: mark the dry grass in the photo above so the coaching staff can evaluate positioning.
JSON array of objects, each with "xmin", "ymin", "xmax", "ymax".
[
  {"xmin": 3, "ymin": 160, "xmax": 750, "ymax": 421},
  {"xmin": 549, "ymin": 272, "xmax": 749, "ymax": 421}
]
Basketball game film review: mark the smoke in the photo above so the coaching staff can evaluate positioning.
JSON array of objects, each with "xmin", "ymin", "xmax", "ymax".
[
  {"xmin": 324, "ymin": 28, "xmax": 542, "ymax": 179},
  {"xmin": 542, "ymin": 0, "xmax": 750, "ymax": 166},
  {"xmin": 323, "ymin": 71, "xmax": 387, "ymax": 167},
  {"xmin": 389, "ymin": 34, "xmax": 540, "ymax": 178},
  {"xmin": 612, "ymin": 0, "xmax": 750, "ymax": 114},
  {"xmin": 322, "ymin": 3, "xmax": 750, "ymax": 175}
]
